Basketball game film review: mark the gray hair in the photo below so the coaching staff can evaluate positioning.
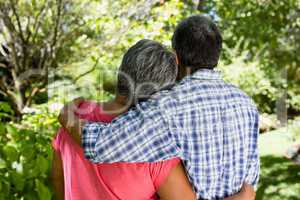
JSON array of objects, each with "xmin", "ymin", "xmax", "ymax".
[{"xmin": 117, "ymin": 39, "xmax": 177, "ymax": 102}]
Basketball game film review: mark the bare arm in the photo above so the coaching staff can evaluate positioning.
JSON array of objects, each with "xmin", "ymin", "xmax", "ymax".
[
  {"xmin": 224, "ymin": 183, "xmax": 255, "ymax": 200},
  {"xmin": 59, "ymin": 98, "xmax": 179, "ymax": 163},
  {"xmin": 51, "ymin": 150, "xmax": 64, "ymax": 200},
  {"xmin": 157, "ymin": 163, "xmax": 196, "ymax": 200},
  {"xmin": 58, "ymin": 99, "xmax": 85, "ymax": 146},
  {"xmin": 157, "ymin": 163, "xmax": 255, "ymax": 200}
]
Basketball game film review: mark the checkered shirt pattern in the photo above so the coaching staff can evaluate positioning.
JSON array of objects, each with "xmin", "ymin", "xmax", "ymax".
[{"xmin": 82, "ymin": 69, "xmax": 260, "ymax": 200}]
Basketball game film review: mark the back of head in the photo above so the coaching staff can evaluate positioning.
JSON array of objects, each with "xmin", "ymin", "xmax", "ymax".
[
  {"xmin": 172, "ymin": 15, "xmax": 222, "ymax": 70},
  {"xmin": 117, "ymin": 39, "xmax": 177, "ymax": 102}
]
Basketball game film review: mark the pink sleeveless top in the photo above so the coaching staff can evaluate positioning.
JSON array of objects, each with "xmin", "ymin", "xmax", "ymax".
[{"xmin": 52, "ymin": 101, "xmax": 180, "ymax": 200}]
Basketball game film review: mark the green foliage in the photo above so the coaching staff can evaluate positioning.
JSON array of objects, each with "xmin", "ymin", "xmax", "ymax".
[
  {"xmin": 215, "ymin": 0, "xmax": 300, "ymax": 83},
  {"xmin": 257, "ymin": 156, "xmax": 300, "ymax": 200},
  {"xmin": 52, "ymin": 0, "xmax": 194, "ymax": 103},
  {"xmin": 288, "ymin": 89, "xmax": 300, "ymax": 113},
  {"xmin": 220, "ymin": 52, "xmax": 278, "ymax": 113},
  {"xmin": 0, "ymin": 1, "xmax": 299, "ymax": 199},
  {"xmin": 214, "ymin": 0, "xmax": 300, "ymax": 113},
  {"xmin": 1, "ymin": 0, "xmax": 298, "ymax": 115},
  {"xmin": 289, "ymin": 118, "xmax": 300, "ymax": 141},
  {"xmin": 55, "ymin": 0, "xmax": 299, "ymax": 114},
  {"xmin": 0, "ymin": 105, "xmax": 58, "ymax": 200},
  {"xmin": 0, "ymin": 102, "xmax": 14, "ymax": 120},
  {"xmin": 0, "ymin": 0, "xmax": 101, "ymax": 116}
]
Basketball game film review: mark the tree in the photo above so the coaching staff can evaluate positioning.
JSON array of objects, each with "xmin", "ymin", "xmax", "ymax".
[
  {"xmin": 199, "ymin": 0, "xmax": 300, "ymax": 116},
  {"xmin": 0, "ymin": 0, "xmax": 86, "ymax": 118},
  {"xmin": 216, "ymin": 0, "xmax": 300, "ymax": 118}
]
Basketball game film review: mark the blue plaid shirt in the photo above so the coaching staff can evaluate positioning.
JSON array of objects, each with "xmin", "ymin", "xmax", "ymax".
[{"xmin": 82, "ymin": 69, "xmax": 260, "ymax": 200}]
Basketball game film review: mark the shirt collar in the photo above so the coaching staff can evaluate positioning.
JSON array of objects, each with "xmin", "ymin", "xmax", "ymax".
[
  {"xmin": 192, "ymin": 69, "xmax": 221, "ymax": 80},
  {"xmin": 181, "ymin": 69, "xmax": 222, "ymax": 83}
]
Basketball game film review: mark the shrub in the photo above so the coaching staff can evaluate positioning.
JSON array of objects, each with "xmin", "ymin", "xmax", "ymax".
[
  {"xmin": 0, "ymin": 105, "xmax": 58, "ymax": 200},
  {"xmin": 220, "ymin": 53, "xmax": 278, "ymax": 113}
]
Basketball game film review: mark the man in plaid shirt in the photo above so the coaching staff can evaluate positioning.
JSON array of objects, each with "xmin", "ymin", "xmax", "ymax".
[{"xmin": 59, "ymin": 15, "xmax": 259, "ymax": 199}]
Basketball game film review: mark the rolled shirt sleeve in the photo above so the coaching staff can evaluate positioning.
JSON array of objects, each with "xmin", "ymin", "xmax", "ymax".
[
  {"xmin": 80, "ymin": 69, "xmax": 262, "ymax": 198},
  {"xmin": 81, "ymin": 99, "xmax": 180, "ymax": 163}
]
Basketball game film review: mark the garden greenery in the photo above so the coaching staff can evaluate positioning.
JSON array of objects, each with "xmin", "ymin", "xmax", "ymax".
[{"xmin": 0, "ymin": 0, "xmax": 299, "ymax": 199}]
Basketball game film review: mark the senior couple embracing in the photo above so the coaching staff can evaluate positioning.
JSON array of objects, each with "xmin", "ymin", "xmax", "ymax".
[{"xmin": 53, "ymin": 15, "xmax": 259, "ymax": 200}]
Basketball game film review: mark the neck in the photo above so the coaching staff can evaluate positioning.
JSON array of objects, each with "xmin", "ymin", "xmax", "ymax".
[
  {"xmin": 177, "ymin": 65, "xmax": 214, "ymax": 81},
  {"xmin": 102, "ymin": 94, "xmax": 131, "ymax": 115},
  {"xmin": 176, "ymin": 66, "xmax": 193, "ymax": 81}
]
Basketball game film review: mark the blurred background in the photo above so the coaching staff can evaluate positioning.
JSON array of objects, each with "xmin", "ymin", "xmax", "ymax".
[{"xmin": 0, "ymin": 0, "xmax": 299, "ymax": 199}]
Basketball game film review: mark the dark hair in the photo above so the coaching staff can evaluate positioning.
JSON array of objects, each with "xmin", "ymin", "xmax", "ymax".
[
  {"xmin": 117, "ymin": 39, "xmax": 177, "ymax": 100},
  {"xmin": 172, "ymin": 15, "xmax": 222, "ymax": 69}
]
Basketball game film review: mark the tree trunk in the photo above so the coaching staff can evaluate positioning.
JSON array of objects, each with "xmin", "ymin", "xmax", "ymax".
[{"xmin": 6, "ymin": 91, "xmax": 24, "ymax": 120}]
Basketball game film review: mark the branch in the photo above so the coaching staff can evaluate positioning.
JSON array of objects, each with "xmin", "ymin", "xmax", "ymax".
[
  {"xmin": 6, "ymin": 90, "xmax": 23, "ymax": 117},
  {"xmin": 0, "ymin": 77, "xmax": 20, "ymax": 110},
  {"xmin": 74, "ymin": 58, "xmax": 99, "ymax": 83},
  {"xmin": 0, "ymin": 77, "xmax": 8, "ymax": 97},
  {"xmin": 25, "ymin": 15, "xmax": 31, "ymax": 42},
  {"xmin": 9, "ymin": 0, "xmax": 30, "ymax": 72},
  {"xmin": 0, "ymin": 63, "xmax": 7, "ymax": 68},
  {"xmin": 0, "ymin": 89, "xmax": 7, "ymax": 97},
  {"xmin": 0, "ymin": 7, "xmax": 17, "ymax": 37},
  {"xmin": 0, "ymin": 6, "xmax": 22, "ymax": 72},
  {"xmin": 25, "ymin": 87, "xmax": 40, "ymax": 107},
  {"xmin": 45, "ymin": 0, "xmax": 63, "ymax": 75},
  {"xmin": 9, "ymin": 0, "xmax": 26, "ymax": 43},
  {"xmin": 38, "ymin": 47, "xmax": 45, "ymax": 68},
  {"xmin": 0, "ymin": 77, "xmax": 7, "ymax": 91},
  {"xmin": 51, "ymin": 0, "xmax": 63, "ymax": 53},
  {"xmin": 8, "ymin": 42, "xmax": 21, "ymax": 73},
  {"xmin": 31, "ymin": 1, "xmax": 49, "ymax": 43}
]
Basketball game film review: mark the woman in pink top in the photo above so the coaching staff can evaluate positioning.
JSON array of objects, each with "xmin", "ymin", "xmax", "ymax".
[
  {"xmin": 53, "ymin": 100, "xmax": 189, "ymax": 200},
  {"xmin": 52, "ymin": 40, "xmax": 195, "ymax": 200},
  {"xmin": 52, "ymin": 40, "xmax": 255, "ymax": 200}
]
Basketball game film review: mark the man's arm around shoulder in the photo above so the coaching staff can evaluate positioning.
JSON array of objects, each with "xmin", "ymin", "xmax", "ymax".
[{"xmin": 59, "ymin": 98, "xmax": 180, "ymax": 163}]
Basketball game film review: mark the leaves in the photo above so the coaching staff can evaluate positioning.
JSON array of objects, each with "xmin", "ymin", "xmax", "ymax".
[
  {"xmin": 0, "ymin": 1, "xmax": 299, "ymax": 200},
  {"xmin": 215, "ymin": 0, "xmax": 300, "ymax": 112},
  {"xmin": 11, "ymin": 171, "xmax": 25, "ymax": 191},
  {"xmin": 0, "ymin": 0, "xmax": 88, "ymax": 117},
  {"xmin": 3, "ymin": 146, "xmax": 19, "ymax": 162},
  {"xmin": 0, "ymin": 181, "xmax": 10, "ymax": 200},
  {"xmin": 6, "ymin": 124, "xmax": 18, "ymax": 136},
  {"xmin": 0, "ymin": 102, "xmax": 14, "ymax": 120},
  {"xmin": 0, "ymin": 105, "xmax": 55, "ymax": 199},
  {"xmin": 0, "ymin": 102, "xmax": 14, "ymax": 114},
  {"xmin": 20, "ymin": 142, "xmax": 35, "ymax": 160},
  {"xmin": 35, "ymin": 180, "xmax": 52, "ymax": 200},
  {"xmin": 36, "ymin": 155, "xmax": 49, "ymax": 175},
  {"xmin": 0, "ymin": 123, "xmax": 5, "ymax": 135},
  {"xmin": 0, "ymin": 158, "xmax": 6, "ymax": 169}
]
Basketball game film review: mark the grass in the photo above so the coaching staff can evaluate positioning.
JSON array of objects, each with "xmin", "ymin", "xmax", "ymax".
[
  {"xmin": 257, "ymin": 156, "xmax": 300, "ymax": 200},
  {"xmin": 257, "ymin": 125, "xmax": 300, "ymax": 200}
]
